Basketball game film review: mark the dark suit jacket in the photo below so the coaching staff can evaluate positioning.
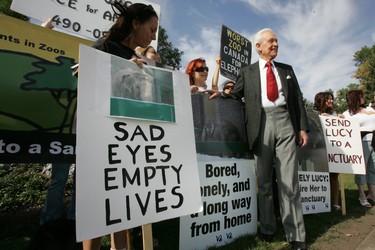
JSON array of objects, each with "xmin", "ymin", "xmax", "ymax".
[{"xmin": 231, "ymin": 61, "xmax": 309, "ymax": 151}]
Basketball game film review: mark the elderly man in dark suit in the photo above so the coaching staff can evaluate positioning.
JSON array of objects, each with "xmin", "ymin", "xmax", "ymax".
[{"xmin": 229, "ymin": 28, "xmax": 309, "ymax": 250}]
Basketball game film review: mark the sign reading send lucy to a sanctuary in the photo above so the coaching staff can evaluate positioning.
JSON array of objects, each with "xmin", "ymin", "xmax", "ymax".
[
  {"xmin": 75, "ymin": 45, "xmax": 201, "ymax": 241},
  {"xmin": 11, "ymin": 0, "xmax": 159, "ymax": 48},
  {"xmin": 319, "ymin": 116, "xmax": 365, "ymax": 174}
]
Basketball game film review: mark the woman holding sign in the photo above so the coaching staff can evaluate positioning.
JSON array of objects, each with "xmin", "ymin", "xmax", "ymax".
[
  {"xmin": 85, "ymin": 1, "xmax": 159, "ymax": 250},
  {"xmin": 93, "ymin": 1, "xmax": 158, "ymax": 67},
  {"xmin": 185, "ymin": 58, "xmax": 220, "ymax": 98},
  {"xmin": 344, "ymin": 90, "xmax": 375, "ymax": 208},
  {"xmin": 313, "ymin": 92, "xmax": 341, "ymax": 211}
]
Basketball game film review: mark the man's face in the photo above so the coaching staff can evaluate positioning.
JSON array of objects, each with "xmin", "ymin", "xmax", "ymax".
[{"xmin": 257, "ymin": 31, "xmax": 278, "ymax": 61}]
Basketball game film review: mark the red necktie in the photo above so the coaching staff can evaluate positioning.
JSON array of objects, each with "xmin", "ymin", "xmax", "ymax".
[{"xmin": 266, "ymin": 61, "xmax": 278, "ymax": 102}]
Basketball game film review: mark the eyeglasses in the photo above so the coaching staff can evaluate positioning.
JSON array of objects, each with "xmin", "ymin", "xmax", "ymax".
[
  {"xmin": 224, "ymin": 86, "xmax": 234, "ymax": 90},
  {"xmin": 195, "ymin": 66, "xmax": 209, "ymax": 72}
]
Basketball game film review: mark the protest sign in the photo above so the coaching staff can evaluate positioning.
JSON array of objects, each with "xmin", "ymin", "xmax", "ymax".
[
  {"xmin": 0, "ymin": 14, "xmax": 92, "ymax": 163},
  {"xmin": 179, "ymin": 157, "xmax": 257, "ymax": 250},
  {"xmin": 75, "ymin": 45, "xmax": 201, "ymax": 241},
  {"xmin": 11, "ymin": 0, "xmax": 159, "ymax": 48},
  {"xmin": 319, "ymin": 116, "xmax": 365, "ymax": 174},
  {"xmin": 220, "ymin": 25, "xmax": 251, "ymax": 81},
  {"xmin": 299, "ymin": 171, "xmax": 330, "ymax": 214}
]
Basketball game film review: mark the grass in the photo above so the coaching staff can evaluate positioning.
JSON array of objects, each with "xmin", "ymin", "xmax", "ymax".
[{"xmin": 0, "ymin": 165, "xmax": 372, "ymax": 250}]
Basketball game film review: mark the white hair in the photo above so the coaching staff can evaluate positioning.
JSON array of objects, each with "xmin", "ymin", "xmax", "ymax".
[{"xmin": 253, "ymin": 28, "xmax": 274, "ymax": 54}]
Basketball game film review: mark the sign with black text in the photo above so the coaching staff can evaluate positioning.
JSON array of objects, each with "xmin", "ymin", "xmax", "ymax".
[
  {"xmin": 220, "ymin": 25, "xmax": 251, "ymax": 81},
  {"xmin": 0, "ymin": 14, "xmax": 92, "ymax": 163},
  {"xmin": 319, "ymin": 116, "xmax": 365, "ymax": 174},
  {"xmin": 179, "ymin": 157, "xmax": 257, "ymax": 250},
  {"xmin": 299, "ymin": 171, "xmax": 330, "ymax": 214},
  {"xmin": 75, "ymin": 45, "xmax": 201, "ymax": 241},
  {"xmin": 11, "ymin": 0, "xmax": 159, "ymax": 48}
]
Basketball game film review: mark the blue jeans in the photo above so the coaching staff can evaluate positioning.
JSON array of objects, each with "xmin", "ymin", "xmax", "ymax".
[
  {"xmin": 39, "ymin": 163, "xmax": 76, "ymax": 225},
  {"xmin": 355, "ymin": 140, "xmax": 375, "ymax": 185}
]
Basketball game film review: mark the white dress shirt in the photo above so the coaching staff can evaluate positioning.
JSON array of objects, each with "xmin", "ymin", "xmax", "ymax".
[{"xmin": 259, "ymin": 58, "xmax": 286, "ymax": 108}]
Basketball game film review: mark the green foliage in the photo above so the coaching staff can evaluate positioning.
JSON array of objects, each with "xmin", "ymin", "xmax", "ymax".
[
  {"xmin": 157, "ymin": 25, "xmax": 183, "ymax": 70},
  {"xmin": 353, "ymin": 44, "xmax": 375, "ymax": 103},
  {"xmin": 304, "ymin": 98, "xmax": 314, "ymax": 111},
  {"xmin": 0, "ymin": 164, "xmax": 47, "ymax": 211},
  {"xmin": 0, "ymin": 0, "xmax": 29, "ymax": 21}
]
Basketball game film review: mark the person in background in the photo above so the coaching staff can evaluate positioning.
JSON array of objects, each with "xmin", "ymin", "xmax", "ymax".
[
  {"xmin": 141, "ymin": 45, "xmax": 160, "ymax": 63},
  {"xmin": 185, "ymin": 57, "xmax": 208, "ymax": 93},
  {"xmin": 185, "ymin": 57, "xmax": 218, "ymax": 98},
  {"xmin": 211, "ymin": 55, "xmax": 237, "ymax": 95},
  {"xmin": 229, "ymin": 28, "xmax": 309, "ymax": 250},
  {"xmin": 87, "ymin": 1, "xmax": 158, "ymax": 250},
  {"xmin": 222, "ymin": 80, "xmax": 236, "ymax": 95},
  {"xmin": 313, "ymin": 91, "xmax": 341, "ymax": 211},
  {"xmin": 39, "ymin": 17, "xmax": 76, "ymax": 226},
  {"xmin": 343, "ymin": 90, "xmax": 375, "ymax": 208}
]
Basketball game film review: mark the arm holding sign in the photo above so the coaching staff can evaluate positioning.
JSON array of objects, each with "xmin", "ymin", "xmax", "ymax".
[{"xmin": 211, "ymin": 55, "xmax": 221, "ymax": 90}]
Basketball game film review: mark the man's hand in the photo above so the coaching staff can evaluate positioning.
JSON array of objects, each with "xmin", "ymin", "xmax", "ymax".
[{"xmin": 299, "ymin": 130, "xmax": 308, "ymax": 148}]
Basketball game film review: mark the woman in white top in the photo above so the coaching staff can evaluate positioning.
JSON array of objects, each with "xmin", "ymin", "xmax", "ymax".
[{"xmin": 344, "ymin": 90, "xmax": 375, "ymax": 208}]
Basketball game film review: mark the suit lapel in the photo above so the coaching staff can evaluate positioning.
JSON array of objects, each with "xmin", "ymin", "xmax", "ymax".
[
  {"xmin": 249, "ymin": 62, "xmax": 261, "ymax": 103},
  {"xmin": 275, "ymin": 62, "xmax": 288, "ymax": 100}
]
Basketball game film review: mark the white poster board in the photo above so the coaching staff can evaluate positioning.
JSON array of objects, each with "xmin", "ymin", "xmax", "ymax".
[
  {"xmin": 179, "ymin": 156, "xmax": 257, "ymax": 250},
  {"xmin": 299, "ymin": 171, "xmax": 330, "ymax": 214},
  {"xmin": 319, "ymin": 116, "xmax": 365, "ymax": 174},
  {"xmin": 11, "ymin": 0, "xmax": 159, "ymax": 48},
  {"xmin": 75, "ymin": 45, "xmax": 201, "ymax": 241}
]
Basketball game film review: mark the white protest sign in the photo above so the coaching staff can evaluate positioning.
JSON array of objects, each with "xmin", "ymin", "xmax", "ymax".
[
  {"xmin": 75, "ymin": 45, "xmax": 201, "ymax": 241},
  {"xmin": 298, "ymin": 171, "xmax": 330, "ymax": 214},
  {"xmin": 11, "ymin": 0, "xmax": 159, "ymax": 48},
  {"xmin": 179, "ymin": 156, "xmax": 257, "ymax": 250},
  {"xmin": 319, "ymin": 116, "xmax": 365, "ymax": 174}
]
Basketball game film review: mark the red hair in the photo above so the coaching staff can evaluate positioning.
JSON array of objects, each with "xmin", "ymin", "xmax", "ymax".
[{"xmin": 185, "ymin": 58, "xmax": 206, "ymax": 85}]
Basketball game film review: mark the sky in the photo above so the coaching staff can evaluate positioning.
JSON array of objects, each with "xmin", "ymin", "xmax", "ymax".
[{"xmin": 151, "ymin": 0, "xmax": 375, "ymax": 101}]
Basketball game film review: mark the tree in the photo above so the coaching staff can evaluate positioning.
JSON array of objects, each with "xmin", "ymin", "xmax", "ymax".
[
  {"xmin": 157, "ymin": 25, "xmax": 183, "ymax": 70},
  {"xmin": 0, "ymin": 0, "xmax": 29, "ymax": 21},
  {"xmin": 353, "ymin": 44, "xmax": 375, "ymax": 103}
]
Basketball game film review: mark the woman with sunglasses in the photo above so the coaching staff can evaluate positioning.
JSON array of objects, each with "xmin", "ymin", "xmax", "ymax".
[
  {"xmin": 85, "ymin": 1, "xmax": 158, "ymax": 250},
  {"xmin": 185, "ymin": 58, "xmax": 209, "ymax": 93}
]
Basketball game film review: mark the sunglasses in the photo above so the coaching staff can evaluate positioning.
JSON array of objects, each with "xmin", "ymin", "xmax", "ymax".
[{"xmin": 195, "ymin": 66, "xmax": 209, "ymax": 72}]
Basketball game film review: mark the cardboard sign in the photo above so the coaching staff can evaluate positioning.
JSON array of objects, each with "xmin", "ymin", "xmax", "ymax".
[
  {"xmin": 75, "ymin": 45, "xmax": 201, "ymax": 241},
  {"xmin": 11, "ymin": 0, "xmax": 159, "ymax": 48},
  {"xmin": 319, "ymin": 116, "xmax": 366, "ymax": 174},
  {"xmin": 299, "ymin": 171, "xmax": 331, "ymax": 214},
  {"xmin": 220, "ymin": 25, "xmax": 251, "ymax": 81},
  {"xmin": 0, "ymin": 14, "xmax": 92, "ymax": 163},
  {"xmin": 179, "ymin": 157, "xmax": 257, "ymax": 250}
]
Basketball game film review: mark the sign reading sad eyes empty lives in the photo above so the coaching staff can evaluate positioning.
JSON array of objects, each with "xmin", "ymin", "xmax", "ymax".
[{"xmin": 75, "ymin": 45, "xmax": 202, "ymax": 241}]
